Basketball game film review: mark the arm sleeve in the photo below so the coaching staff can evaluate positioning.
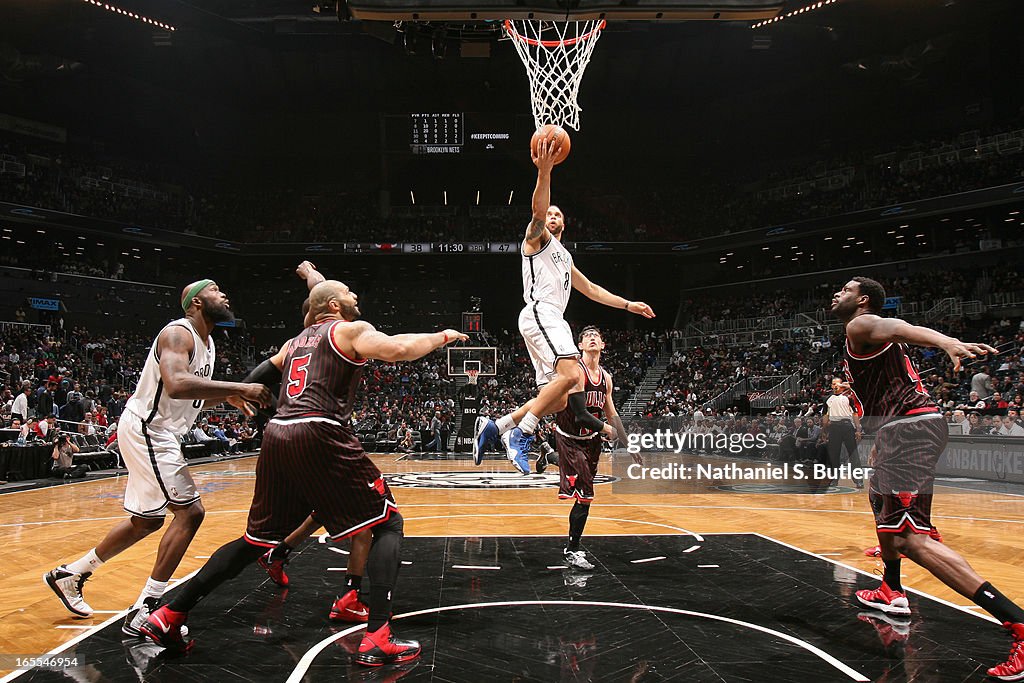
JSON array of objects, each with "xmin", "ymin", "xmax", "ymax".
[
  {"xmin": 243, "ymin": 359, "xmax": 283, "ymax": 387},
  {"xmin": 567, "ymin": 392, "xmax": 605, "ymax": 433}
]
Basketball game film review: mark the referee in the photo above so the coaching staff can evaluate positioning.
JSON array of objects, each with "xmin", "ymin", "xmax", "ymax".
[{"xmin": 823, "ymin": 377, "xmax": 864, "ymax": 488}]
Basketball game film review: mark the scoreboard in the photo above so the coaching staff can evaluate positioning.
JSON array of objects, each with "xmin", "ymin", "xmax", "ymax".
[
  {"xmin": 385, "ymin": 113, "xmax": 531, "ymax": 155},
  {"xmin": 410, "ymin": 113, "xmax": 463, "ymax": 148},
  {"xmin": 401, "ymin": 242, "xmax": 518, "ymax": 254}
]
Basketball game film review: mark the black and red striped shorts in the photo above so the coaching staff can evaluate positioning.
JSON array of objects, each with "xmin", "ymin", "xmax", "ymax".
[
  {"xmin": 245, "ymin": 418, "xmax": 397, "ymax": 546},
  {"xmin": 556, "ymin": 432, "xmax": 602, "ymax": 503},
  {"xmin": 869, "ymin": 413, "xmax": 947, "ymax": 535}
]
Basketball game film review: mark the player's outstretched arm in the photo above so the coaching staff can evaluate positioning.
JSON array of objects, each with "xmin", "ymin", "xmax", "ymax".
[
  {"xmin": 525, "ymin": 137, "xmax": 558, "ymax": 249},
  {"xmin": 570, "ymin": 265, "xmax": 655, "ymax": 318},
  {"xmin": 846, "ymin": 315, "xmax": 997, "ymax": 371},
  {"xmin": 229, "ymin": 343, "xmax": 290, "ymax": 417},
  {"xmin": 344, "ymin": 321, "xmax": 468, "ymax": 363},
  {"xmin": 157, "ymin": 326, "xmax": 272, "ymax": 406}
]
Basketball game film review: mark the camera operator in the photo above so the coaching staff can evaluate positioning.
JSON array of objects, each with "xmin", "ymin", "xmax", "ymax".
[{"xmin": 52, "ymin": 432, "xmax": 87, "ymax": 480}]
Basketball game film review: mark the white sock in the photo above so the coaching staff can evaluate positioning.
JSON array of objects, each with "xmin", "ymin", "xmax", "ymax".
[
  {"xmin": 66, "ymin": 548, "xmax": 104, "ymax": 575},
  {"xmin": 134, "ymin": 577, "xmax": 169, "ymax": 607},
  {"xmin": 519, "ymin": 412, "xmax": 540, "ymax": 435},
  {"xmin": 495, "ymin": 414, "xmax": 517, "ymax": 435}
]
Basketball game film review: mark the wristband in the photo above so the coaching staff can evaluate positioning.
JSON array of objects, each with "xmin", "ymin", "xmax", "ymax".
[
  {"xmin": 443, "ymin": 332, "xmax": 449, "ymax": 344},
  {"xmin": 624, "ymin": 301, "xmax": 631, "ymax": 311}
]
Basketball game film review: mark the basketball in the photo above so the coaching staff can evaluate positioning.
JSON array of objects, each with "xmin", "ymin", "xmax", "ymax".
[{"xmin": 530, "ymin": 124, "xmax": 571, "ymax": 165}]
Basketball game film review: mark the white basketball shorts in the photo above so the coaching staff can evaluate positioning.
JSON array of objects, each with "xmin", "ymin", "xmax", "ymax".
[
  {"xmin": 518, "ymin": 301, "xmax": 580, "ymax": 386},
  {"xmin": 119, "ymin": 409, "xmax": 200, "ymax": 518}
]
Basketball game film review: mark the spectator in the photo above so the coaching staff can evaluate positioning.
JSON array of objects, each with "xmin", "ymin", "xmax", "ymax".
[
  {"xmin": 971, "ymin": 366, "xmax": 993, "ymax": 398},
  {"xmin": 967, "ymin": 412, "xmax": 990, "ymax": 435},
  {"xmin": 949, "ymin": 409, "xmax": 969, "ymax": 436},
  {"xmin": 998, "ymin": 415, "xmax": 1024, "ymax": 437},
  {"xmin": 11, "ymin": 385, "xmax": 30, "ymax": 422},
  {"xmin": 36, "ymin": 414, "xmax": 58, "ymax": 441},
  {"xmin": 60, "ymin": 392, "xmax": 85, "ymax": 428},
  {"xmin": 78, "ymin": 412, "xmax": 97, "ymax": 436},
  {"xmin": 424, "ymin": 411, "xmax": 445, "ymax": 453},
  {"xmin": 37, "ymin": 382, "xmax": 56, "ymax": 419}
]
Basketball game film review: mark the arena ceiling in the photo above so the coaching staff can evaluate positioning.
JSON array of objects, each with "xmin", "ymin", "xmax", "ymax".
[{"xmin": 0, "ymin": 0, "xmax": 1019, "ymax": 169}]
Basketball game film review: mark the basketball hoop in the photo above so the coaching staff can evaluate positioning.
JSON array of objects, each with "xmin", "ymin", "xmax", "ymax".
[
  {"xmin": 466, "ymin": 369, "xmax": 480, "ymax": 385},
  {"xmin": 504, "ymin": 19, "xmax": 606, "ymax": 131}
]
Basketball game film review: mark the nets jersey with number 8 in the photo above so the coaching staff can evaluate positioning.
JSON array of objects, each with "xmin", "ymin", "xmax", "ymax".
[
  {"xmin": 124, "ymin": 318, "xmax": 214, "ymax": 434},
  {"xmin": 276, "ymin": 320, "xmax": 366, "ymax": 425},
  {"xmin": 522, "ymin": 234, "xmax": 574, "ymax": 314}
]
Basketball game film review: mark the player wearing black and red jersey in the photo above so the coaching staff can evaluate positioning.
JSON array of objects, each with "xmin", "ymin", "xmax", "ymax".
[
  {"xmin": 552, "ymin": 326, "xmax": 637, "ymax": 571},
  {"xmin": 833, "ymin": 277, "xmax": 1023, "ymax": 680},
  {"xmin": 142, "ymin": 279, "xmax": 467, "ymax": 667}
]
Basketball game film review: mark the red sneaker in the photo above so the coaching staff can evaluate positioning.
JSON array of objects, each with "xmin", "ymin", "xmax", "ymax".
[
  {"xmin": 330, "ymin": 589, "xmax": 369, "ymax": 623},
  {"xmin": 356, "ymin": 623, "xmax": 421, "ymax": 667},
  {"xmin": 257, "ymin": 549, "xmax": 289, "ymax": 588},
  {"xmin": 856, "ymin": 581, "xmax": 911, "ymax": 616},
  {"xmin": 139, "ymin": 605, "xmax": 193, "ymax": 653},
  {"xmin": 988, "ymin": 622, "xmax": 1024, "ymax": 681}
]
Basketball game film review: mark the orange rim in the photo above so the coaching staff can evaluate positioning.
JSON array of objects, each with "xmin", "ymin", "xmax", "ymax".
[{"xmin": 503, "ymin": 19, "xmax": 606, "ymax": 48}]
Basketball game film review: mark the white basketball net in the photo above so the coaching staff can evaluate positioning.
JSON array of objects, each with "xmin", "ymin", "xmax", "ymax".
[{"xmin": 504, "ymin": 19, "xmax": 606, "ymax": 131}]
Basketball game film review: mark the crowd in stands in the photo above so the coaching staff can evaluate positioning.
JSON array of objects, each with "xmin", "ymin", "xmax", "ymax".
[
  {"xmin": 681, "ymin": 266, "xmax": 1015, "ymax": 333},
  {"xmin": 4, "ymin": 120, "xmax": 1024, "ymax": 244},
  {"xmin": 0, "ymin": 313, "xmax": 667, "ymax": 462},
  {"xmin": 637, "ymin": 314, "xmax": 1024, "ymax": 459}
]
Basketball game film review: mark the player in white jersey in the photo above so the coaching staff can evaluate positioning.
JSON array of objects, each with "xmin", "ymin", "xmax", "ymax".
[
  {"xmin": 473, "ymin": 136, "xmax": 655, "ymax": 473},
  {"xmin": 45, "ymin": 279, "xmax": 271, "ymax": 636}
]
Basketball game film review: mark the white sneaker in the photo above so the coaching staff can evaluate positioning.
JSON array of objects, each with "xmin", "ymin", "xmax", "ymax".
[
  {"xmin": 44, "ymin": 565, "xmax": 93, "ymax": 618},
  {"xmin": 123, "ymin": 597, "xmax": 188, "ymax": 637},
  {"xmin": 563, "ymin": 549, "xmax": 595, "ymax": 571},
  {"xmin": 500, "ymin": 431, "xmax": 516, "ymax": 461}
]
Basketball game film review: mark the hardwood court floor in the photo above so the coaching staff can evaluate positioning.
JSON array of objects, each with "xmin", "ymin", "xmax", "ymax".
[{"xmin": 2, "ymin": 452, "xmax": 1023, "ymax": 676}]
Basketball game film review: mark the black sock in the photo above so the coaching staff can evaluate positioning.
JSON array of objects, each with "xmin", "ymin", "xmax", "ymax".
[
  {"xmin": 345, "ymin": 574, "xmax": 362, "ymax": 592},
  {"xmin": 168, "ymin": 537, "xmax": 265, "ymax": 612},
  {"xmin": 973, "ymin": 582, "xmax": 1024, "ymax": 625},
  {"xmin": 366, "ymin": 513, "xmax": 404, "ymax": 633},
  {"xmin": 269, "ymin": 542, "xmax": 292, "ymax": 563},
  {"xmin": 368, "ymin": 585, "xmax": 393, "ymax": 633},
  {"xmin": 567, "ymin": 502, "xmax": 590, "ymax": 551},
  {"xmin": 883, "ymin": 558, "xmax": 903, "ymax": 592}
]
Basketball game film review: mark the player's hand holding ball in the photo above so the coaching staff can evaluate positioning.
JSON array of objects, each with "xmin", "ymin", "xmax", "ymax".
[{"xmin": 531, "ymin": 124, "xmax": 570, "ymax": 171}]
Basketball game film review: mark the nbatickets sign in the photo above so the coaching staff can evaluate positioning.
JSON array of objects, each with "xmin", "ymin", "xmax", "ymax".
[{"xmin": 385, "ymin": 471, "xmax": 618, "ymax": 489}]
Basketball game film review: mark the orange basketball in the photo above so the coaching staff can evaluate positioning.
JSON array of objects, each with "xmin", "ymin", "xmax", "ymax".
[{"xmin": 530, "ymin": 124, "xmax": 571, "ymax": 165}]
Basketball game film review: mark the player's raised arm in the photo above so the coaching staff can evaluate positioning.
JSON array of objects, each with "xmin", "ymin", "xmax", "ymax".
[
  {"xmin": 569, "ymin": 264, "xmax": 655, "ymax": 319},
  {"xmin": 157, "ymin": 326, "xmax": 272, "ymax": 405},
  {"xmin": 344, "ymin": 321, "xmax": 467, "ymax": 363},
  {"xmin": 298, "ymin": 261, "xmax": 327, "ymax": 327},
  {"xmin": 525, "ymin": 137, "xmax": 557, "ymax": 250},
  {"xmin": 846, "ymin": 315, "xmax": 997, "ymax": 371}
]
